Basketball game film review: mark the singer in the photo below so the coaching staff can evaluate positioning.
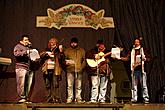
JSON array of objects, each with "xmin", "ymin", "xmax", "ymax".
[
  {"xmin": 13, "ymin": 35, "xmax": 35, "ymax": 103},
  {"xmin": 40, "ymin": 37, "xmax": 65, "ymax": 103},
  {"xmin": 120, "ymin": 38, "xmax": 149, "ymax": 103},
  {"xmin": 86, "ymin": 40, "xmax": 112, "ymax": 103},
  {"xmin": 64, "ymin": 37, "xmax": 86, "ymax": 103}
]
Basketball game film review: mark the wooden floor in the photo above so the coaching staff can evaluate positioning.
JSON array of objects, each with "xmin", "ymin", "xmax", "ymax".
[{"xmin": 1, "ymin": 102, "xmax": 165, "ymax": 110}]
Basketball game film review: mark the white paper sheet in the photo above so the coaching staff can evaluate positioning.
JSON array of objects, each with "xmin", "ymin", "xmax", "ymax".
[
  {"xmin": 29, "ymin": 49, "xmax": 40, "ymax": 61},
  {"xmin": 111, "ymin": 48, "xmax": 121, "ymax": 59},
  {"xmin": 66, "ymin": 59, "xmax": 75, "ymax": 65},
  {"xmin": 135, "ymin": 55, "xmax": 141, "ymax": 63}
]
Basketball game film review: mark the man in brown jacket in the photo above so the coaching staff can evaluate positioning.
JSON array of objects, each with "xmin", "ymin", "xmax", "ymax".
[{"xmin": 64, "ymin": 37, "xmax": 86, "ymax": 103}]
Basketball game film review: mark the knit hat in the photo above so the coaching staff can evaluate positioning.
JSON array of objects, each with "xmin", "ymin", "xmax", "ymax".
[{"xmin": 70, "ymin": 37, "xmax": 78, "ymax": 43}]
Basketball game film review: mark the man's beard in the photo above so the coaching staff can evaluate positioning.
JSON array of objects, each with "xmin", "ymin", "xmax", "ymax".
[{"xmin": 71, "ymin": 45, "xmax": 78, "ymax": 49}]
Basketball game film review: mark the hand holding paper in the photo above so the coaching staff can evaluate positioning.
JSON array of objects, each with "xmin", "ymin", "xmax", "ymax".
[{"xmin": 66, "ymin": 59, "xmax": 75, "ymax": 65}]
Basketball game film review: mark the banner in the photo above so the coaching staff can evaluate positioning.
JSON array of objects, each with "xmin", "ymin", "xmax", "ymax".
[{"xmin": 36, "ymin": 4, "xmax": 114, "ymax": 30}]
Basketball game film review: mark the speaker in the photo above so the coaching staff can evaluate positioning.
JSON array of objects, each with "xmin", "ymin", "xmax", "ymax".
[
  {"xmin": 111, "ymin": 60, "xmax": 131, "ymax": 102},
  {"xmin": 158, "ymin": 85, "xmax": 165, "ymax": 103}
]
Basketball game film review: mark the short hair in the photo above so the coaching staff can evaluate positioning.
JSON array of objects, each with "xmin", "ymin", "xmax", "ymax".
[
  {"xmin": 134, "ymin": 37, "xmax": 142, "ymax": 44},
  {"xmin": 97, "ymin": 40, "xmax": 103, "ymax": 44},
  {"xmin": 21, "ymin": 35, "xmax": 29, "ymax": 40}
]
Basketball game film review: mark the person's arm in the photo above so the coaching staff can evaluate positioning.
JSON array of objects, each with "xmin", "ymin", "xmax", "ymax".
[
  {"xmin": 85, "ymin": 49, "xmax": 96, "ymax": 59},
  {"xmin": 81, "ymin": 49, "xmax": 86, "ymax": 70},
  {"xmin": 120, "ymin": 51, "xmax": 131, "ymax": 61},
  {"xmin": 120, "ymin": 56, "xmax": 129, "ymax": 61},
  {"xmin": 143, "ymin": 49, "xmax": 151, "ymax": 62},
  {"xmin": 14, "ymin": 45, "xmax": 27, "ymax": 57}
]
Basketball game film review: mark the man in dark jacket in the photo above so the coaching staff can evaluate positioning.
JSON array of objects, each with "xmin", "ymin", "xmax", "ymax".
[{"xmin": 86, "ymin": 40, "xmax": 112, "ymax": 103}]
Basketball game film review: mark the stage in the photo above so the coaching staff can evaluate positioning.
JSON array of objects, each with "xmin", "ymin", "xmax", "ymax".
[{"xmin": 0, "ymin": 102, "xmax": 165, "ymax": 110}]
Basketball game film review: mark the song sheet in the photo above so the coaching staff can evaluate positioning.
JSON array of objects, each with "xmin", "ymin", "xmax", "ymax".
[
  {"xmin": 111, "ymin": 48, "xmax": 121, "ymax": 59},
  {"xmin": 29, "ymin": 49, "xmax": 40, "ymax": 61}
]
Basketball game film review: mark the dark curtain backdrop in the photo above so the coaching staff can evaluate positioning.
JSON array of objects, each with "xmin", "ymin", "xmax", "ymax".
[
  {"xmin": 111, "ymin": 0, "xmax": 165, "ymax": 102},
  {"xmin": 0, "ymin": 0, "xmax": 164, "ymax": 103}
]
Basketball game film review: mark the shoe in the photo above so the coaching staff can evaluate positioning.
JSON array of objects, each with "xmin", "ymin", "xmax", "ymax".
[
  {"xmin": 46, "ymin": 96, "xmax": 57, "ymax": 103},
  {"xmin": 144, "ymin": 98, "xmax": 149, "ymax": 104},
  {"xmin": 66, "ymin": 99, "xmax": 72, "ymax": 103},
  {"xmin": 88, "ymin": 100, "xmax": 97, "ymax": 103},
  {"xmin": 18, "ymin": 99, "xmax": 27, "ymax": 103},
  {"xmin": 99, "ymin": 100, "xmax": 105, "ymax": 103},
  {"xmin": 76, "ymin": 99, "xmax": 85, "ymax": 103},
  {"xmin": 54, "ymin": 98, "xmax": 61, "ymax": 103},
  {"xmin": 144, "ymin": 100, "xmax": 149, "ymax": 104},
  {"xmin": 25, "ymin": 101, "xmax": 32, "ymax": 104},
  {"xmin": 46, "ymin": 96, "xmax": 53, "ymax": 103},
  {"xmin": 75, "ymin": 98, "xmax": 83, "ymax": 103},
  {"xmin": 144, "ymin": 101, "xmax": 149, "ymax": 104},
  {"xmin": 131, "ymin": 99, "xmax": 137, "ymax": 103}
]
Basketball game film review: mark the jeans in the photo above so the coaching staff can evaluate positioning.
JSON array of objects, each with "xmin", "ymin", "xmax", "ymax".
[
  {"xmin": 90, "ymin": 75, "xmax": 108, "ymax": 102},
  {"xmin": 67, "ymin": 72, "xmax": 82, "ymax": 100},
  {"xmin": 16, "ymin": 68, "xmax": 34, "ymax": 99},
  {"xmin": 131, "ymin": 70, "xmax": 149, "ymax": 101}
]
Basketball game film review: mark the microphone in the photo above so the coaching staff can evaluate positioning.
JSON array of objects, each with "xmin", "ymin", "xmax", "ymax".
[
  {"xmin": 28, "ymin": 42, "xmax": 32, "ymax": 45},
  {"xmin": 139, "ymin": 37, "xmax": 143, "ymax": 41},
  {"xmin": 27, "ymin": 42, "xmax": 32, "ymax": 48},
  {"xmin": 139, "ymin": 37, "xmax": 144, "ymax": 47}
]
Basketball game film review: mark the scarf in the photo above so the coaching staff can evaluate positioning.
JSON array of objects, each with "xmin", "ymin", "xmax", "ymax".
[{"xmin": 131, "ymin": 46, "xmax": 145, "ymax": 73}]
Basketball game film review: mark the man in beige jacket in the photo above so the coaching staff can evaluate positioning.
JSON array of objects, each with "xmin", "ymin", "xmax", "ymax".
[{"xmin": 64, "ymin": 37, "xmax": 86, "ymax": 103}]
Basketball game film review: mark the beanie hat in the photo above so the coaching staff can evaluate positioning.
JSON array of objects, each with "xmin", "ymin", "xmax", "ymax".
[{"xmin": 70, "ymin": 37, "xmax": 78, "ymax": 43}]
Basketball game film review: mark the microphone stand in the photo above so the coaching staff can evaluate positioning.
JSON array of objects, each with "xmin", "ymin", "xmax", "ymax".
[
  {"xmin": 131, "ymin": 67, "xmax": 135, "ymax": 101},
  {"xmin": 140, "ymin": 46, "xmax": 144, "ymax": 97},
  {"xmin": 96, "ymin": 49, "xmax": 101, "ymax": 102},
  {"xmin": 26, "ymin": 44, "xmax": 33, "ymax": 76},
  {"xmin": 139, "ymin": 37, "xmax": 144, "ymax": 97},
  {"xmin": 131, "ymin": 46, "xmax": 135, "ymax": 102},
  {"xmin": 106, "ymin": 59, "xmax": 111, "ymax": 103},
  {"xmin": 74, "ymin": 49, "xmax": 78, "ymax": 102},
  {"xmin": 52, "ymin": 46, "xmax": 63, "ymax": 103},
  {"xmin": 96, "ymin": 49, "xmax": 100, "ymax": 77},
  {"xmin": 25, "ymin": 45, "xmax": 32, "ymax": 101}
]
